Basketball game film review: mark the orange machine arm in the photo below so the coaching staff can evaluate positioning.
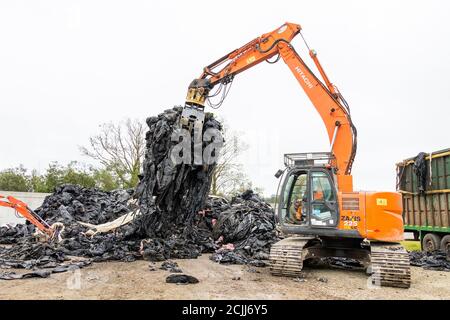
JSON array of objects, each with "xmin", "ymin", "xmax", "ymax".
[
  {"xmin": 0, "ymin": 195, "xmax": 53, "ymax": 236},
  {"xmin": 184, "ymin": 22, "xmax": 357, "ymax": 192}
]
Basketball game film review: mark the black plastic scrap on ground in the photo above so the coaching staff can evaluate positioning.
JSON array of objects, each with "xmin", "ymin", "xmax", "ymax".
[{"xmin": 409, "ymin": 250, "xmax": 450, "ymax": 271}]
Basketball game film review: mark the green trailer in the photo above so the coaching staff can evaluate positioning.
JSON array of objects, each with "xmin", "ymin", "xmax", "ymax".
[{"xmin": 396, "ymin": 148, "xmax": 450, "ymax": 253}]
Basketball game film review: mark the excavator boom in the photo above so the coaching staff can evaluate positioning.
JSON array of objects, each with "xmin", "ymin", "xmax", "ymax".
[
  {"xmin": 0, "ymin": 195, "xmax": 63, "ymax": 242},
  {"xmin": 182, "ymin": 22, "xmax": 357, "ymax": 191}
]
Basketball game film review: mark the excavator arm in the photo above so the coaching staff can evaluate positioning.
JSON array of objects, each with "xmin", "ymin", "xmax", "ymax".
[
  {"xmin": 0, "ymin": 195, "xmax": 63, "ymax": 242},
  {"xmin": 182, "ymin": 22, "xmax": 357, "ymax": 191}
]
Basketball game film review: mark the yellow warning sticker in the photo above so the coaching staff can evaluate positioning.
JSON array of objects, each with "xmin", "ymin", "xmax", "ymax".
[
  {"xmin": 376, "ymin": 198, "xmax": 388, "ymax": 206},
  {"xmin": 246, "ymin": 56, "xmax": 256, "ymax": 64}
]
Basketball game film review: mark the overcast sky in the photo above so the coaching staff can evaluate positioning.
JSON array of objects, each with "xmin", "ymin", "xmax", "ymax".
[{"xmin": 0, "ymin": 0, "xmax": 449, "ymax": 196}]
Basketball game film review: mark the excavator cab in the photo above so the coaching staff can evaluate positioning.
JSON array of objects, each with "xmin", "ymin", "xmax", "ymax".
[{"xmin": 278, "ymin": 153, "xmax": 339, "ymax": 230}]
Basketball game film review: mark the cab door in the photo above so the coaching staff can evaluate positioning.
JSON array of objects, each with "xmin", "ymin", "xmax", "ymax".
[
  {"xmin": 308, "ymin": 170, "xmax": 339, "ymax": 228},
  {"xmin": 279, "ymin": 170, "xmax": 309, "ymax": 225}
]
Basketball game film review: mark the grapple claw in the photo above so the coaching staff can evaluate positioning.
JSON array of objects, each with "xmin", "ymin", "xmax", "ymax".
[
  {"xmin": 49, "ymin": 222, "xmax": 65, "ymax": 243},
  {"xmin": 180, "ymin": 104, "xmax": 205, "ymax": 132}
]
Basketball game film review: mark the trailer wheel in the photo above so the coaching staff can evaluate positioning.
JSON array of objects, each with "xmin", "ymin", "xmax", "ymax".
[
  {"xmin": 440, "ymin": 235, "xmax": 450, "ymax": 252},
  {"xmin": 422, "ymin": 233, "xmax": 441, "ymax": 252}
]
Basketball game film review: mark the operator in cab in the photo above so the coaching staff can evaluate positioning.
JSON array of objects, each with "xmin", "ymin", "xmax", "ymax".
[{"xmin": 285, "ymin": 173, "xmax": 308, "ymax": 225}]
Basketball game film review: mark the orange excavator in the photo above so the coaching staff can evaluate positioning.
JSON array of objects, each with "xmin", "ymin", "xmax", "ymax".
[
  {"xmin": 181, "ymin": 22, "xmax": 411, "ymax": 288},
  {"xmin": 0, "ymin": 195, "xmax": 64, "ymax": 242}
]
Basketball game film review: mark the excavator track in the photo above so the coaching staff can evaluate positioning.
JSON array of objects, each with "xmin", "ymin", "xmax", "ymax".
[
  {"xmin": 269, "ymin": 237, "xmax": 312, "ymax": 277},
  {"xmin": 369, "ymin": 243, "xmax": 411, "ymax": 289}
]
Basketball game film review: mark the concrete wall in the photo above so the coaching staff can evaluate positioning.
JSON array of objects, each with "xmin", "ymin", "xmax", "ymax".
[{"xmin": 0, "ymin": 191, "xmax": 51, "ymax": 225}]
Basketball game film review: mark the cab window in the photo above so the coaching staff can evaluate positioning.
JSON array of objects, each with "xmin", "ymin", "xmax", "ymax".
[
  {"xmin": 310, "ymin": 171, "xmax": 337, "ymax": 227},
  {"xmin": 281, "ymin": 172, "xmax": 308, "ymax": 225}
]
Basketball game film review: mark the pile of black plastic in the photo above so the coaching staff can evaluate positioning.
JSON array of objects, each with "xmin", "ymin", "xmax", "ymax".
[
  {"xmin": 132, "ymin": 107, "xmax": 223, "ymax": 260},
  {"xmin": 198, "ymin": 196, "xmax": 231, "ymax": 231},
  {"xmin": 0, "ymin": 185, "xmax": 138, "ymax": 279},
  {"xmin": 37, "ymin": 185, "xmax": 134, "ymax": 236},
  {"xmin": 210, "ymin": 190, "xmax": 280, "ymax": 266},
  {"xmin": 0, "ymin": 107, "xmax": 282, "ymax": 280},
  {"xmin": 0, "ymin": 184, "xmax": 135, "ymax": 244},
  {"xmin": 0, "ymin": 241, "xmax": 92, "ymax": 280},
  {"xmin": 0, "ymin": 224, "xmax": 34, "ymax": 245},
  {"xmin": 409, "ymin": 250, "xmax": 450, "ymax": 271},
  {"xmin": 35, "ymin": 185, "xmax": 142, "ymax": 262}
]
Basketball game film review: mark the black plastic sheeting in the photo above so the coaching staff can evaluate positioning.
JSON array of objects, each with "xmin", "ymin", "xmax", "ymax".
[
  {"xmin": 199, "ymin": 196, "xmax": 231, "ymax": 231},
  {"xmin": 0, "ymin": 241, "xmax": 93, "ymax": 279},
  {"xmin": 0, "ymin": 270, "xmax": 52, "ymax": 280},
  {"xmin": 0, "ymin": 242, "xmax": 65, "ymax": 267},
  {"xmin": 0, "ymin": 188, "xmax": 280, "ymax": 279},
  {"xmin": 0, "ymin": 185, "xmax": 140, "ymax": 265},
  {"xmin": 160, "ymin": 260, "xmax": 182, "ymax": 273},
  {"xmin": 0, "ymin": 224, "xmax": 34, "ymax": 244},
  {"xmin": 409, "ymin": 250, "xmax": 450, "ymax": 271},
  {"xmin": 210, "ymin": 190, "xmax": 280, "ymax": 266},
  {"xmin": 0, "ymin": 185, "xmax": 135, "ymax": 277},
  {"xmin": 135, "ymin": 107, "xmax": 222, "ymax": 238},
  {"xmin": 0, "ymin": 108, "xmax": 225, "ymax": 278},
  {"xmin": 319, "ymin": 257, "xmax": 365, "ymax": 271},
  {"xmin": 36, "ymin": 185, "xmax": 135, "ymax": 234},
  {"xmin": 166, "ymin": 274, "xmax": 199, "ymax": 284},
  {"xmin": 0, "ymin": 184, "xmax": 135, "ymax": 246},
  {"xmin": 0, "ymin": 260, "xmax": 92, "ymax": 280},
  {"xmin": 413, "ymin": 152, "xmax": 428, "ymax": 194},
  {"xmin": 0, "ymin": 108, "xmax": 283, "ymax": 281},
  {"xmin": 131, "ymin": 107, "xmax": 222, "ymax": 260}
]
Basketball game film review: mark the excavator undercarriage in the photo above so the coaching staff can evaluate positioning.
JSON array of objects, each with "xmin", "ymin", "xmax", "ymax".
[{"xmin": 269, "ymin": 236, "xmax": 411, "ymax": 288}]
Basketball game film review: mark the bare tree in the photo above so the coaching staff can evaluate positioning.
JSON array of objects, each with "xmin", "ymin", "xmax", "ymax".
[
  {"xmin": 80, "ymin": 118, "xmax": 146, "ymax": 188},
  {"xmin": 210, "ymin": 121, "xmax": 254, "ymax": 196}
]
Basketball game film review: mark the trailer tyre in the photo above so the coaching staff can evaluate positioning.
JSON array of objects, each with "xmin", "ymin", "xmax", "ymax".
[
  {"xmin": 440, "ymin": 235, "xmax": 450, "ymax": 252},
  {"xmin": 422, "ymin": 233, "xmax": 441, "ymax": 252}
]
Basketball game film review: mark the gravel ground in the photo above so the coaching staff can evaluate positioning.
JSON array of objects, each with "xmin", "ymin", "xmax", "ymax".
[{"xmin": 0, "ymin": 254, "xmax": 449, "ymax": 300}]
